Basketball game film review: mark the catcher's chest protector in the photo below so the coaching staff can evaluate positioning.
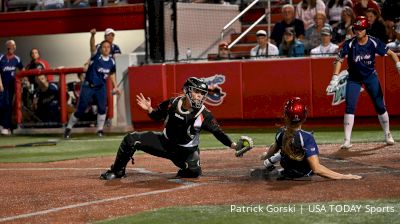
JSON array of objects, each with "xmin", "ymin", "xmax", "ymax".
[{"xmin": 163, "ymin": 97, "xmax": 206, "ymax": 145}]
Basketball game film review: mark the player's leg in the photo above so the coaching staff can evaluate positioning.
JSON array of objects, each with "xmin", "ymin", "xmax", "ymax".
[
  {"xmin": 94, "ymin": 86, "xmax": 107, "ymax": 137},
  {"xmin": 64, "ymin": 85, "xmax": 94, "ymax": 138},
  {"xmin": 0, "ymin": 90, "xmax": 8, "ymax": 135},
  {"xmin": 0, "ymin": 91, "xmax": 4, "ymax": 132},
  {"xmin": 364, "ymin": 75, "xmax": 394, "ymax": 145},
  {"xmin": 342, "ymin": 80, "xmax": 362, "ymax": 149},
  {"xmin": 1, "ymin": 87, "xmax": 14, "ymax": 135},
  {"xmin": 100, "ymin": 131, "xmax": 171, "ymax": 180},
  {"xmin": 174, "ymin": 149, "xmax": 202, "ymax": 178}
]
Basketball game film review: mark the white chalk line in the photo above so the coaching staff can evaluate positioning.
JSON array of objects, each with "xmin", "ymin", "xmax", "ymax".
[
  {"xmin": 64, "ymin": 138, "xmax": 122, "ymax": 142},
  {"xmin": 0, "ymin": 167, "xmax": 151, "ymax": 172},
  {"xmin": 0, "ymin": 181, "xmax": 202, "ymax": 223}
]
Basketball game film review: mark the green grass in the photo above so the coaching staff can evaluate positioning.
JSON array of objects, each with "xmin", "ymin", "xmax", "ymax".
[
  {"xmin": 0, "ymin": 128, "xmax": 398, "ymax": 163},
  {"xmin": 95, "ymin": 199, "xmax": 400, "ymax": 224}
]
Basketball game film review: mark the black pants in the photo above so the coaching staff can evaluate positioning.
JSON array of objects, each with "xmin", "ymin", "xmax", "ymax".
[{"xmin": 112, "ymin": 131, "xmax": 201, "ymax": 177}]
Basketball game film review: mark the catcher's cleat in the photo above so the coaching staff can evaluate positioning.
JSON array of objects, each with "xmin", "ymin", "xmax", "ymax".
[
  {"xmin": 100, "ymin": 168, "xmax": 126, "ymax": 180},
  {"xmin": 385, "ymin": 133, "xmax": 395, "ymax": 145},
  {"xmin": 64, "ymin": 128, "xmax": 71, "ymax": 139},
  {"xmin": 97, "ymin": 130, "xmax": 104, "ymax": 138},
  {"xmin": 176, "ymin": 168, "xmax": 201, "ymax": 178}
]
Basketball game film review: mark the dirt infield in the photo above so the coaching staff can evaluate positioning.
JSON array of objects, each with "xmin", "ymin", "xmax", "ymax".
[{"xmin": 1, "ymin": 143, "xmax": 400, "ymax": 223}]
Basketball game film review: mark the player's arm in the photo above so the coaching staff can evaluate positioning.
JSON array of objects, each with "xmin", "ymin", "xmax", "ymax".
[
  {"xmin": 83, "ymin": 60, "xmax": 90, "ymax": 72},
  {"xmin": 108, "ymin": 72, "xmax": 121, "ymax": 95},
  {"xmin": 307, "ymin": 155, "xmax": 361, "ymax": 180},
  {"xmin": 202, "ymin": 112, "xmax": 235, "ymax": 149},
  {"xmin": 137, "ymin": 94, "xmax": 170, "ymax": 121},
  {"xmin": 386, "ymin": 49, "xmax": 400, "ymax": 74},
  {"xmin": 0, "ymin": 76, "xmax": 3, "ymax": 92},
  {"xmin": 333, "ymin": 55, "xmax": 343, "ymax": 75},
  {"xmin": 90, "ymin": 28, "xmax": 97, "ymax": 55},
  {"xmin": 260, "ymin": 143, "xmax": 279, "ymax": 160}
]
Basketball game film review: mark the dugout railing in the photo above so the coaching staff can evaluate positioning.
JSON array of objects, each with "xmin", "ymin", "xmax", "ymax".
[{"xmin": 15, "ymin": 67, "xmax": 114, "ymax": 127}]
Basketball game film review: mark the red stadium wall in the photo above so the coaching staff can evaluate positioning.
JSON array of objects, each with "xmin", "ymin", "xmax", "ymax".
[
  {"xmin": 0, "ymin": 5, "xmax": 144, "ymax": 37},
  {"xmin": 128, "ymin": 56, "xmax": 399, "ymax": 125}
]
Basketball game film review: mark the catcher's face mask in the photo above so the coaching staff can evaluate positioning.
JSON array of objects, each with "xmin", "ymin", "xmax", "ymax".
[{"xmin": 185, "ymin": 86, "xmax": 208, "ymax": 109}]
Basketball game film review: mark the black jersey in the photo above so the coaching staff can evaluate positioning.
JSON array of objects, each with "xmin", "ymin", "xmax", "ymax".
[{"xmin": 148, "ymin": 96, "xmax": 232, "ymax": 148}]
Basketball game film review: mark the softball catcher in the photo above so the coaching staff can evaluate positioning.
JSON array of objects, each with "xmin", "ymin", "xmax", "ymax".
[{"xmin": 100, "ymin": 77, "xmax": 253, "ymax": 180}]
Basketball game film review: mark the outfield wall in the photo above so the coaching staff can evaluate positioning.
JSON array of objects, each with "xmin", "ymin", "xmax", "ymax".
[{"xmin": 128, "ymin": 56, "xmax": 399, "ymax": 124}]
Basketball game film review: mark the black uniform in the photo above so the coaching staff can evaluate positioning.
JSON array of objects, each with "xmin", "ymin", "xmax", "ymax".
[
  {"xmin": 110, "ymin": 96, "xmax": 233, "ymax": 178},
  {"xmin": 35, "ymin": 82, "xmax": 60, "ymax": 123}
]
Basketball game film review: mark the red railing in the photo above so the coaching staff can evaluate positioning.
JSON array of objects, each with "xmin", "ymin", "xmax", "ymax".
[{"xmin": 15, "ymin": 68, "xmax": 114, "ymax": 126}]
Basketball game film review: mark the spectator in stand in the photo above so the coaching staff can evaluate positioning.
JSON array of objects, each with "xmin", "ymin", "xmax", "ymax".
[
  {"xmin": 387, "ymin": 21, "xmax": 400, "ymax": 53},
  {"xmin": 37, "ymin": 0, "xmax": 65, "ymax": 10},
  {"xmin": 250, "ymin": 30, "xmax": 279, "ymax": 59},
  {"xmin": 303, "ymin": 11, "xmax": 332, "ymax": 52},
  {"xmin": 0, "ymin": 40, "xmax": 24, "ymax": 135},
  {"xmin": 366, "ymin": 8, "xmax": 389, "ymax": 44},
  {"xmin": 296, "ymin": 0, "xmax": 326, "ymax": 30},
  {"xmin": 279, "ymin": 27, "xmax": 305, "ymax": 57},
  {"xmin": 310, "ymin": 27, "xmax": 339, "ymax": 56},
  {"xmin": 70, "ymin": 0, "xmax": 89, "ymax": 8},
  {"xmin": 192, "ymin": 0, "xmax": 222, "ymax": 3},
  {"xmin": 32, "ymin": 74, "xmax": 60, "ymax": 123},
  {"xmin": 340, "ymin": 25, "xmax": 356, "ymax": 47},
  {"xmin": 325, "ymin": 0, "xmax": 353, "ymax": 26},
  {"xmin": 332, "ymin": 6, "xmax": 356, "ymax": 44},
  {"xmin": 90, "ymin": 28, "xmax": 122, "ymax": 58},
  {"xmin": 381, "ymin": 0, "xmax": 400, "ymax": 22},
  {"xmin": 271, "ymin": 4, "xmax": 305, "ymax": 48},
  {"xmin": 353, "ymin": 0, "xmax": 380, "ymax": 17},
  {"xmin": 381, "ymin": 0, "xmax": 400, "ymax": 42},
  {"xmin": 216, "ymin": 41, "xmax": 231, "ymax": 60}
]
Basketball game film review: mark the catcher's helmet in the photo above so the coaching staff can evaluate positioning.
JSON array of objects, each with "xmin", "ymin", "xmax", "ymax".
[
  {"xmin": 353, "ymin": 16, "xmax": 369, "ymax": 30},
  {"xmin": 284, "ymin": 97, "xmax": 307, "ymax": 123},
  {"xmin": 183, "ymin": 77, "xmax": 208, "ymax": 109}
]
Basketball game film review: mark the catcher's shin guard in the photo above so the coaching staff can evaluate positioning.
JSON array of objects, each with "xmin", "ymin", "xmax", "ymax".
[
  {"xmin": 176, "ymin": 166, "xmax": 202, "ymax": 178},
  {"xmin": 100, "ymin": 134, "xmax": 140, "ymax": 180},
  {"xmin": 175, "ymin": 151, "xmax": 202, "ymax": 178}
]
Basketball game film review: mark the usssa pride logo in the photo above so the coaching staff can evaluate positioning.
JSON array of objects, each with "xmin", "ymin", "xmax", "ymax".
[
  {"xmin": 203, "ymin": 74, "xmax": 226, "ymax": 106},
  {"xmin": 326, "ymin": 70, "xmax": 363, "ymax": 105}
]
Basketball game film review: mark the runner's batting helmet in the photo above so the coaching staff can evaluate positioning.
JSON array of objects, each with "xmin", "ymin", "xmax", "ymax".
[
  {"xmin": 353, "ymin": 16, "xmax": 369, "ymax": 30},
  {"xmin": 284, "ymin": 97, "xmax": 307, "ymax": 123},
  {"xmin": 183, "ymin": 77, "xmax": 208, "ymax": 108}
]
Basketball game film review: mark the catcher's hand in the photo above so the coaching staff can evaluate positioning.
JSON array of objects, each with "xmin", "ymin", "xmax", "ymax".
[{"xmin": 235, "ymin": 136, "xmax": 254, "ymax": 157}]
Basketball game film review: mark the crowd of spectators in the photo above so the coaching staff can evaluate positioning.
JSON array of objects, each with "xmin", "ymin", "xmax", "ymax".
[
  {"xmin": 2, "ymin": 0, "xmax": 131, "ymax": 12},
  {"xmin": 213, "ymin": 0, "xmax": 400, "ymax": 60}
]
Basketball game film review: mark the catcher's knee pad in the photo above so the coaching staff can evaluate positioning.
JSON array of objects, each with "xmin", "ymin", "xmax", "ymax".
[
  {"xmin": 118, "ymin": 133, "xmax": 141, "ymax": 156},
  {"xmin": 181, "ymin": 154, "xmax": 202, "ymax": 178}
]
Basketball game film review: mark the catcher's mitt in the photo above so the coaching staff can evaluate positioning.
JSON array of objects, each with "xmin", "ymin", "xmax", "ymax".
[{"xmin": 235, "ymin": 136, "xmax": 254, "ymax": 157}]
